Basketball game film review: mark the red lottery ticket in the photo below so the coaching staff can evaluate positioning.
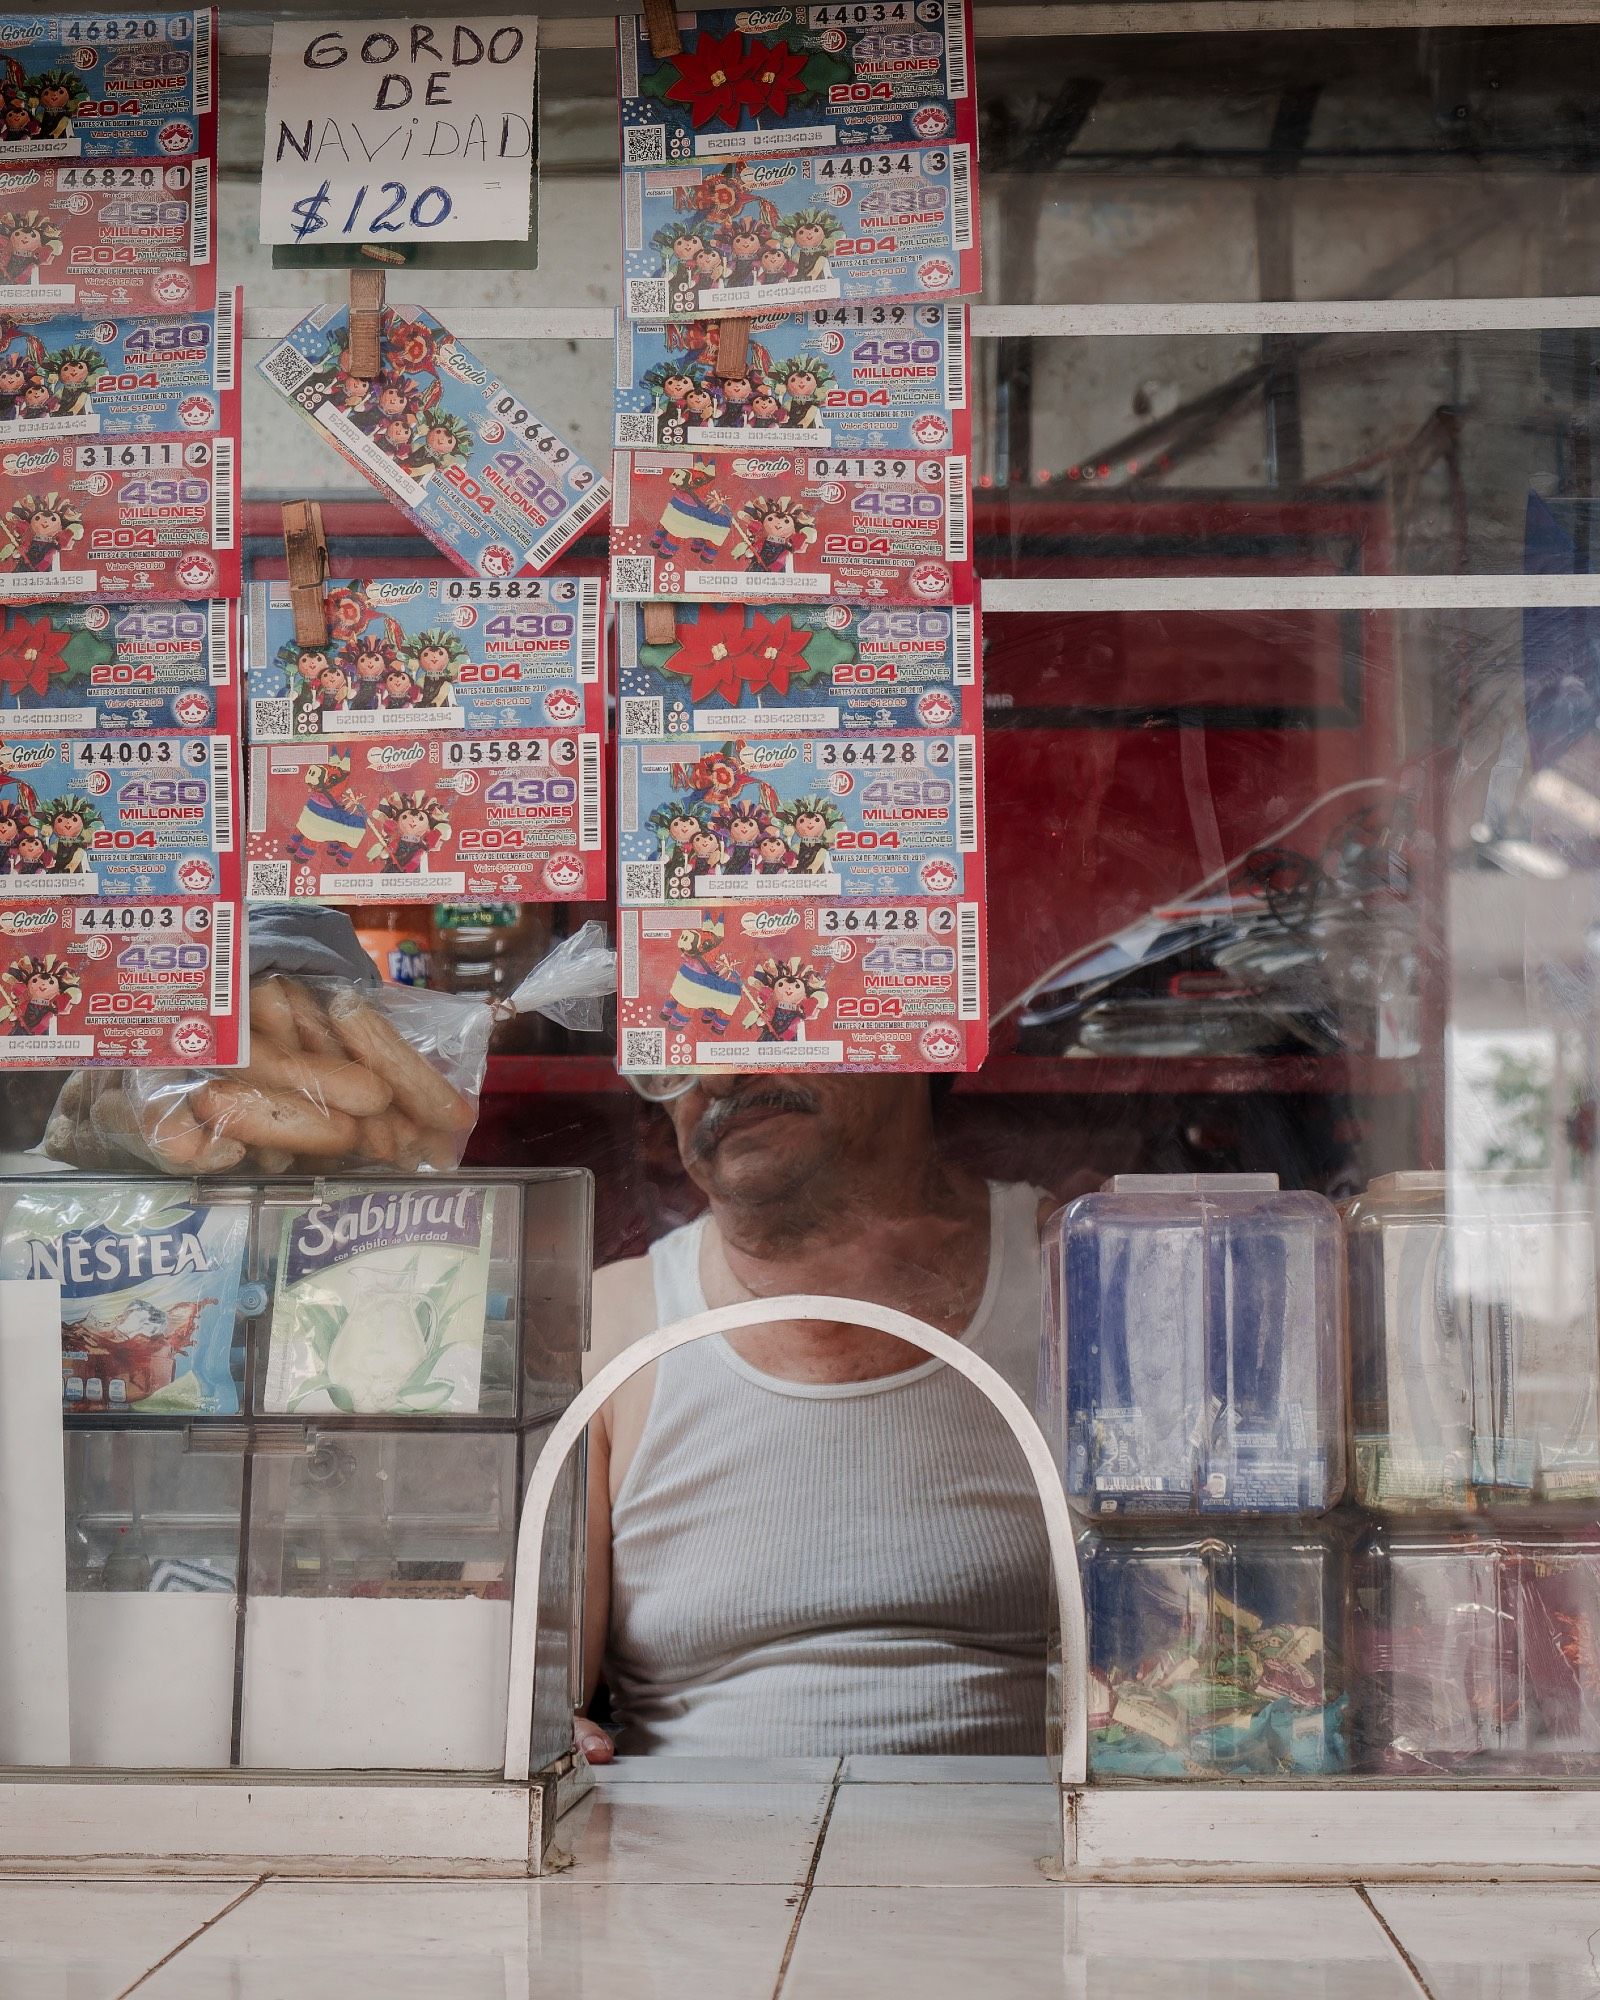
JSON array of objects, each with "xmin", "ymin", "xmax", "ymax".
[{"xmin": 0, "ymin": 160, "xmax": 215, "ymax": 318}]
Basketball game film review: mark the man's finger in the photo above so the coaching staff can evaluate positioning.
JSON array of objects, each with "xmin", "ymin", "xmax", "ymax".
[{"xmin": 574, "ymin": 1715, "xmax": 615, "ymax": 1765}]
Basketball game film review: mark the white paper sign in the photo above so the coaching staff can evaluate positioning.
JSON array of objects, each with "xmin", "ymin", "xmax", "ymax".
[{"xmin": 260, "ymin": 16, "xmax": 537, "ymax": 247}]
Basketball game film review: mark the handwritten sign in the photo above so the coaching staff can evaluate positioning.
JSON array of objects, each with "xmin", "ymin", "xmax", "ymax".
[{"xmin": 260, "ymin": 16, "xmax": 537, "ymax": 248}]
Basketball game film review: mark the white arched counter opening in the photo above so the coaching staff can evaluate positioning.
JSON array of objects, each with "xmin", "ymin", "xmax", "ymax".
[{"xmin": 501, "ymin": 1293, "xmax": 1089, "ymax": 1786}]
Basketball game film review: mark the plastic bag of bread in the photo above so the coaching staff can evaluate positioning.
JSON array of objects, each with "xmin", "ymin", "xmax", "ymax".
[{"xmin": 40, "ymin": 923, "xmax": 615, "ymax": 1179}]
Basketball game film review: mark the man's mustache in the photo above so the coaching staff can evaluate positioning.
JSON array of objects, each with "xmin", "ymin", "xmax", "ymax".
[{"xmin": 687, "ymin": 1084, "xmax": 820, "ymax": 1160}]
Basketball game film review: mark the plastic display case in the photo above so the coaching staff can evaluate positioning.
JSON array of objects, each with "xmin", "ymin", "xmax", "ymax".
[
  {"xmin": 1042, "ymin": 1175, "xmax": 1346, "ymax": 1519},
  {"xmin": 1082, "ymin": 1525, "xmax": 1349, "ymax": 1779},
  {"xmin": 1345, "ymin": 1174, "xmax": 1600, "ymax": 1513}
]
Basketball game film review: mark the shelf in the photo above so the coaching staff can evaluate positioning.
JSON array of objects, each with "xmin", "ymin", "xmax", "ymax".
[{"xmin": 963, "ymin": 1055, "xmax": 1417, "ymax": 1095}]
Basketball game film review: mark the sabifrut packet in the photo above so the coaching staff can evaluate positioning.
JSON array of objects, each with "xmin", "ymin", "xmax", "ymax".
[
  {"xmin": 0, "ymin": 729, "xmax": 235, "ymax": 897},
  {"xmin": 0, "ymin": 287, "xmax": 237, "ymax": 439},
  {"xmin": 618, "ymin": 600, "xmax": 978, "ymax": 738},
  {"xmin": 618, "ymin": 897, "xmax": 986, "ymax": 1073},
  {"xmin": 622, "ymin": 143, "xmax": 977, "ymax": 319},
  {"xmin": 0, "ymin": 11, "xmax": 216, "ymax": 161},
  {"xmin": 617, "ymin": 729, "xmax": 981, "ymax": 903},
  {"xmin": 245, "ymin": 575, "xmax": 603, "ymax": 741},
  {"xmin": 256, "ymin": 302, "xmax": 610, "ymax": 578},
  {"xmin": 246, "ymin": 731, "xmax": 604, "ymax": 904},
  {"xmin": 614, "ymin": 304, "xmax": 968, "ymax": 455},
  {"xmin": 0, "ymin": 1181, "xmax": 243, "ymax": 1415},
  {"xmin": 0, "ymin": 895, "xmax": 241, "ymax": 1065},
  {"xmin": 0, "ymin": 598, "xmax": 234, "ymax": 734},
  {"xmin": 0, "ymin": 160, "xmax": 214, "ymax": 317}
]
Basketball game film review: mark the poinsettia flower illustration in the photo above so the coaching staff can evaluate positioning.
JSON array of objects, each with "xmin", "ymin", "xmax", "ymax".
[
  {"xmin": 670, "ymin": 603, "xmax": 764, "ymax": 703},
  {"xmin": 742, "ymin": 612, "xmax": 814, "ymax": 696},
  {"xmin": 736, "ymin": 39, "xmax": 809, "ymax": 121},
  {"xmin": 385, "ymin": 319, "xmax": 438, "ymax": 372},
  {"xmin": 666, "ymin": 32, "xmax": 763, "ymax": 130},
  {"xmin": 0, "ymin": 614, "xmax": 71, "ymax": 700}
]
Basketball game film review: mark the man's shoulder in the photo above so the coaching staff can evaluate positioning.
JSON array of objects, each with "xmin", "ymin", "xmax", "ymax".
[{"xmin": 587, "ymin": 1251, "xmax": 658, "ymax": 1378}]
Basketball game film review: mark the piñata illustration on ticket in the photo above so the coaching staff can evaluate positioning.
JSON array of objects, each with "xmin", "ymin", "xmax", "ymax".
[
  {"xmin": 618, "ymin": 898, "xmax": 986, "ymax": 1073},
  {"xmin": 618, "ymin": 731, "xmax": 981, "ymax": 903},
  {"xmin": 618, "ymin": 2, "xmax": 974, "ymax": 161},
  {"xmin": 0, "ymin": 730, "xmax": 235, "ymax": 898},
  {"xmin": 0, "ymin": 288, "xmax": 237, "ymax": 439},
  {"xmin": 618, "ymin": 600, "xmax": 978, "ymax": 737},
  {"xmin": 245, "ymin": 575, "xmax": 603, "ymax": 741},
  {"xmin": 615, "ymin": 304, "xmax": 968, "ymax": 454},
  {"xmin": 0, "ymin": 598, "xmax": 233, "ymax": 734},
  {"xmin": 0, "ymin": 896, "xmax": 241, "ymax": 1067},
  {"xmin": 0, "ymin": 161, "xmax": 214, "ymax": 317},
  {"xmin": 610, "ymin": 447, "xmax": 971, "ymax": 605},
  {"xmin": 0, "ymin": 12, "xmax": 215, "ymax": 160},
  {"xmin": 246, "ymin": 733, "xmax": 604, "ymax": 904},
  {"xmin": 256, "ymin": 303, "xmax": 610, "ymax": 577},
  {"xmin": 622, "ymin": 144, "xmax": 977, "ymax": 319},
  {"xmin": 0, "ymin": 432, "xmax": 237, "ymax": 602}
]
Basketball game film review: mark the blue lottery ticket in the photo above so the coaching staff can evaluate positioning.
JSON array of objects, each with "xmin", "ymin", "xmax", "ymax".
[
  {"xmin": 0, "ymin": 287, "xmax": 236, "ymax": 439},
  {"xmin": 0, "ymin": 598, "xmax": 232, "ymax": 734},
  {"xmin": 0, "ymin": 11, "xmax": 214, "ymax": 160}
]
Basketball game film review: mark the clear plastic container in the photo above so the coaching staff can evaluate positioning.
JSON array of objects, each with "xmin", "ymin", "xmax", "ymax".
[
  {"xmin": 1345, "ymin": 1174, "xmax": 1600, "ymax": 1513},
  {"xmin": 1353, "ymin": 1526, "xmax": 1600, "ymax": 1776},
  {"xmin": 1043, "ymin": 1174, "xmax": 1346, "ymax": 1518},
  {"xmin": 1082, "ymin": 1525, "xmax": 1350, "ymax": 1779}
]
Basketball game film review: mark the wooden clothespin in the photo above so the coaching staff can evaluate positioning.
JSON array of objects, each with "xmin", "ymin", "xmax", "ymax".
[
  {"xmin": 714, "ymin": 318, "xmax": 750, "ymax": 379},
  {"xmin": 642, "ymin": 602, "xmax": 676, "ymax": 646},
  {"xmin": 281, "ymin": 500, "xmax": 329, "ymax": 648},
  {"xmin": 642, "ymin": 0, "xmax": 682, "ymax": 58},
  {"xmin": 348, "ymin": 266, "xmax": 386, "ymax": 380}
]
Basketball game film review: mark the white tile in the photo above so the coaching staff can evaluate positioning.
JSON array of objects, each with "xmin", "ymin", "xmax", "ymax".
[
  {"xmin": 841, "ymin": 1755, "xmax": 1053, "ymax": 1784},
  {"xmin": 1370, "ymin": 1886, "xmax": 1600, "ymax": 2000},
  {"xmin": 557, "ymin": 1778, "xmax": 833, "ymax": 1883},
  {"xmin": 138, "ymin": 1881, "xmax": 795, "ymax": 2000},
  {"xmin": 0, "ymin": 1879, "xmax": 254, "ymax": 2000},
  {"xmin": 814, "ymin": 1782, "xmax": 1062, "ymax": 1887},
  {"xmin": 786, "ymin": 1885, "xmax": 1418, "ymax": 1999},
  {"xmin": 593, "ymin": 1755, "xmax": 840, "ymax": 1785}
]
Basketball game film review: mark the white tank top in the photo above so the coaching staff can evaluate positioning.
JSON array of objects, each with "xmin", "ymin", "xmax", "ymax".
[{"xmin": 605, "ymin": 1181, "xmax": 1052, "ymax": 1756}]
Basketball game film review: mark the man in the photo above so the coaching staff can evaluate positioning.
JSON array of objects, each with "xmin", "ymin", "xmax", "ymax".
[{"xmin": 577, "ymin": 1072, "xmax": 1054, "ymax": 1762}]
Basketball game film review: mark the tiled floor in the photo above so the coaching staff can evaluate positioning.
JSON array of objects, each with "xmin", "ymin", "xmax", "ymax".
[{"xmin": 4, "ymin": 1766, "xmax": 1598, "ymax": 1999}]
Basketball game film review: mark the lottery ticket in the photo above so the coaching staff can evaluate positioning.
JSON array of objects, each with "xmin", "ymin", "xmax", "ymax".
[
  {"xmin": 0, "ymin": 895, "xmax": 241, "ymax": 1066},
  {"xmin": 0, "ymin": 287, "xmax": 237, "ymax": 440},
  {"xmin": 618, "ymin": 897, "xmax": 986, "ymax": 1073},
  {"xmin": 622, "ymin": 143, "xmax": 977, "ymax": 319},
  {"xmin": 614, "ymin": 304, "xmax": 968, "ymax": 454},
  {"xmin": 0, "ymin": 598, "xmax": 234, "ymax": 734},
  {"xmin": 610, "ymin": 447, "xmax": 971, "ymax": 605},
  {"xmin": 0, "ymin": 431, "xmax": 237, "ymax": 603},
  {"xmin": 618, "ymin": 1, "xmax": 974, "ymax": 161},
  {"xmin": 0, "ymin": 730, "xmax": 236, "ymax": 898},
  {"xmin": 618, "ymin": 730, "xmax": 981, "ymax": 903},
  {"xmin": 246, "ymin": 732, "xmax": 604, "ymax": 904},
  {"xmin": 0, "ymin": 160, "xmax": 214, "ymax": 318},
  {"xmin": 0, "ymin": 12, "xmax": 215, "ymax": 161},
  {"xmin": 256, "ymin": 302, "xmax": 610, "ymax": 578},
  {"xmin": 245, "ymin": 574, "xmax": 603, "ymax": 742},
  {"xmin": 618, "ymin": 600, "xmax": 979, "ymax": 737}
]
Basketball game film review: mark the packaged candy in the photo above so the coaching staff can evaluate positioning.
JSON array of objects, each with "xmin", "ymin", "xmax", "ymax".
[
  {"xmin": 619, "ymin": 730, "xmax": 980, "ymax": 903},
  {"xmin": 1346, "ymin": 1173, "xmax": 1600, "ymax": 1510},
  {"xmin": 263, "ymin": 1183, "xmax": 499, "ymax": 1416},
  {"xmin": 1353, "ymin": 1527, "xmax": 1600, "ymax": 1776},
  {"xmin": 1083, "ymin": 1527, "xmax": 1350, "ymax": 1780},
  {"xmin": 0, "ymin": 161, "xmax": 214, "ymax": 318},
  {"xmin": 618, "ymin": 897, "xmax": 985, "ymax": 1073},
  {"xmin": 619, "ymin": 2, "xmax": 974, "ymax": 162},
  {"xmin": 245, "ymin": 575, "xmax": 603, "ymax": 742},
  {"xmin": 0, "ymin": 896, "xmax": 240, "ymax": 1069},
  {"xmin": 618, "ymin": 600, "xmax": 978, "ymax": 738},
  {"xmin": 0, "ymin": 289, "xmax": 237, "ymax": 440},
  {"xmin": 0, "ymin": 1180, "xmax": 244, "ymax": 1415},
  {"xmin": 0, "ymin": 730, "xmax": 235, "ymax": 898},
  {"xmin": 610, "ymin": 447, "xmax": 972, "ymax": 605},
  {"xmin": 614, "ymin": 305, "xmax": 969, "ymax": 455},
  {"xmin": 0, "ymin": 432, "xmax": 237, "ymax": 603},
  {"xmin": 246, "ymin": 733, "xmax": 604, "ymax": 904},
  {"xmin": 622, "ymin": 143, "xmax": 977, "ymax": 320},
  {"xmin": 256, "ymin": 303, "xmax": 610, "ymax": 578},
  {"xmin": 1043, "ymin": 1174, "xmax": 1346, "ymax": 1518},
  {"xmin": 0, "ymin": 12, "xmax": 215, "ymax": 161},
  {"xmin": 0, "ymin": 598, "xmax": 234, "ymax": 734}
]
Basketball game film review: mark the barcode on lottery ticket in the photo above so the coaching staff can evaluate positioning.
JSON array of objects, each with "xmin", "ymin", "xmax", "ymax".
[
  {"xmin": 210, "ymin": 435, "xmax": 234, "ymax": 547},
  {"xmin": 946, "ymin": 305, "xmax": 968, "ymax": 409},
  {"xmin": 579, "ymin": 733, "xmax": 602, "ymax": 850},
  {"xmin": 958, "ymin": 901, "xmax": 981, "ymax": 1019},
  {"xmin": 621, "ymin": 697, "xmax": 663, "ymax": 738},
  {"xmin": 248, "ymin": 748, "xmax": 268, "ymax": 832},
  {"xmin": 950, "ymin": 146, "xmax": 973, "ymax": 250},
  {"xmin": 578, "ymin": 579, "xmax": 602, "ymax": 679},
  {"xmin": 952, "ymin": 606, "xmax": 976, "ymax": 684},
  {"xmin": 260, "ymin": 342, "xmax": 316, "ymax": 397},
  {"xmin": 945, "ymin": 0, "xmax": 970, "ymax": 97},
  {"xmin": 955, "ymin": 736, "xmax": 977, "ymax": 850},
  {"xmin": 623, "ymin": 861, "xmax": 665, "ymax": 902},
  {"xmin": 250, "ymin": 697, "xmax": 292, "ymax": 740},
  {"xmin": 209, "ymin": 900, "xmax": 234, "ymax": 1015},
  {"xmin": 210, "ymin": 735, "xmax": 233, "ymax": 847},
  {"xmin": 623, "ymin": 125, "xmax": 665, "ymax": 167},
  {"xmin": 248, "ymin": 860, "xmax": 290, "ymax": 900},
  {"xmin": 623, "ymin": 173, "xmax": 645, "ymax": 250},
  {"xmin": 944, "ymin": 454, "xmax": 968, "ymax": 561},
  {"xmin": 616, "ymin": 413, "xmax": 658, "ymax": 447},
  {"xmin": 194, "ymin": 7, "xmax": 214, "ymax": 113},
  {"xmin": 214, "ymin": 287, "xmax": 237, "ymax": 389},
  {"xmin": 189, "ymin": 158, "xmax": 211, "ymax": 264},
  {"xmin": 627, "ymin": 279, "xmax": 669, "ymax": 319},
  {"xmin": 622, "ymin": 1027, "xmax": 666, "ymax": 1070},
  {"xmin": 611, "ymin": 556, "xmax": 655, "ymax": 597},
  {"xmin": 208, "ymin": 599, "xmax": 232, "ymax": 684}
]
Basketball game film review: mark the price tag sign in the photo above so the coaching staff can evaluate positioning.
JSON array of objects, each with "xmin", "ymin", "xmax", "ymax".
[{"xmin": 259, "ymin": 16, "xmax": 537, "ymax": 249}]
